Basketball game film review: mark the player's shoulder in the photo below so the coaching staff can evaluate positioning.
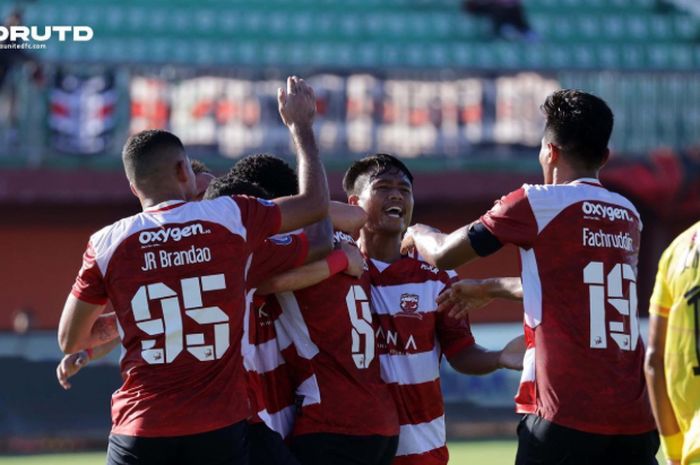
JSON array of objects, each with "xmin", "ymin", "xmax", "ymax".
[
  {"xmin": 89, "ymin": 212, "xmax": 144, "ymax": 254},
  {"xmin": 664, "ymin": 221, "xmax": 700, "ymax": 264}
]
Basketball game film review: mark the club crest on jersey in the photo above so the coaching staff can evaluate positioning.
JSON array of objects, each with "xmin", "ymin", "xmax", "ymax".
[{"xmin": 397, "ymin": 293, "xmax": 422, "ymax": 319}]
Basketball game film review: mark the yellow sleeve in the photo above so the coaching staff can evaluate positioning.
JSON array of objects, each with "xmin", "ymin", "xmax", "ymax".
[{"xmin": 650, "ymin": 246, "xmax": 674, "ymax": 317}]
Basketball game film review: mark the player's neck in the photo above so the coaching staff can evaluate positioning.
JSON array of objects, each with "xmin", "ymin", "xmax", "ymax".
[
  {"xmin": 139, "ymin": 192, "xmax": 188, "ymax": 209},
  {"xmin": 552, "ymin": 166, "xmax": 599, "ymax": 185},
  {"xmin": 358, "ymin": 229, "xmax": 403, "ymax": 263}
]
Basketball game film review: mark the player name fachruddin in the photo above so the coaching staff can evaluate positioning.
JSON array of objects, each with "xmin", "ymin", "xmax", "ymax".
[
  {"xmin": 582, "ymin": 227, "xmax": 634, "ymax": 251},
  {"xmin": 141, "ymin": 246, "xmax": 212, "ymax": 271}
]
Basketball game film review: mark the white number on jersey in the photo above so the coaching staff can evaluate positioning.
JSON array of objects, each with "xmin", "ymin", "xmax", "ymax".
[
  {"xmin": 346, "ymin": 285, "xmax": 375, "ymax": 369},
  {"xmin": 130, "ymin": 274, "xmax": 229, "ymax": 364},
  {"xmin": 583, "ymin": 261, "xmax": 639, "ymax": 351}
]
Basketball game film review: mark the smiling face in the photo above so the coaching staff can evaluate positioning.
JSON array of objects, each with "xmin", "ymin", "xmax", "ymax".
[{"xmin": 351, "ymin": 168, "xmax": 414, "ymax": 236}]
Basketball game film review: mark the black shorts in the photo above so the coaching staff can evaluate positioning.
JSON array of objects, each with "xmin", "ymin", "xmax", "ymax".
[
  {"xmin": 249, "ymin": 422, "xmax": 300, "ymax": 465},
  {"xmin": 515, "ymin": 414, "xmax": 659, "ymax": 465},
  {"xmin": 291, "ymin": 433, "xmax": 398, "ymax": 465},
  {"xmin": 107, "ymin": 420, "xmax": 249, "ymax": 465}
]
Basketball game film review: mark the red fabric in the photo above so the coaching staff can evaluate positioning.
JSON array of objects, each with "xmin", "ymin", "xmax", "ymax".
[
  {"xmin": 282, "ymin": 232, "xmax": 399, "ymax": 437},
  {"xmin": 72, "ymin": 197, "xmax": 282, "ymax": 437},
  {"xmin": 480, "ymin": 187, "xmax": 538, "ymax": 249},
  {"xmin": 71, "ymin": 241, "xmax": 108, "ymax": 305}
]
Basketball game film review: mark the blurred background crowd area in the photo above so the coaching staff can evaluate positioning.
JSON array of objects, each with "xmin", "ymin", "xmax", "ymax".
[{"xmin": 1, "ymin": 0, "xmax": 699, "ymax": 454}]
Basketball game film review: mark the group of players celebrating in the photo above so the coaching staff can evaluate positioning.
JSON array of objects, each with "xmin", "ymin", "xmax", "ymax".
[{"xmin": 54, "ymin": 76, "xmax": 699, "ymax": 465}]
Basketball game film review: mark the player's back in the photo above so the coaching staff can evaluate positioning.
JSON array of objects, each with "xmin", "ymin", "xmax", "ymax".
[
  {"xmin": 505, "ymin": 180, "xmax": 655, "ymax": 434},
  {"xmin": 72, "ymin": 196, "xmax": 281, "ymax": 437},
  {"xmin": 651, "ymin": 221, "xmax": 700, "ymax": 434},
  {"xmin": 274, "ymin": 232, "xmax": 398, "ymax": 438}
]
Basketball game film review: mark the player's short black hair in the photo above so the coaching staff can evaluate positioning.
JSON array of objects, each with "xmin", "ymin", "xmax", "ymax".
[
  {"xmin": 541, "ymin": 89, "xmax": 613, "ymax": 170},
  {"xmin": 122, "ymin": 129, "xmax": 186, "ymax": 185},
  {"xmin": 230, "ymin": 154, "xmax": 298, "ymax": 197},
  {"xmin": 190, "ymin": 159, "xmax": 212, "ymax": 175},
  {"xmin": 342, "ymin": 153, "xmax": 414, "ymax": 196},
  {"xmin": 203, "ymin": 173, "xmax": 271, "ymax": 200}
]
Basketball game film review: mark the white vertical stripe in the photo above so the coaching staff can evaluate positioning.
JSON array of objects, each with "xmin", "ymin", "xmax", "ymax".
[
  {"xmin": 396, "ymin": 415, "xmax": 446, "ymax": 457},
  {"xmin": 379, "ymin": 348, "xmax": 440, "ymax": 385},
  {"xmin": 520, "ymin": 248, "xmax": 542, "ymax": 328},
  {"xmin": 241, "ymin": 288, "xmax": 255, "ymax": 370},
  {"xmin": 520, "ymin": 347, "xmax": 536, "ymax": 383},
  {"xmin": 275, "ymin": 292, "xmax": 319, "ymax": 360},
  {"xmin": 252, "ymin": 339, "xmax": 286, "ymax": 374},
  {"xmin": 257, "ymin": 405, "xmax": 296, "ymax": 438}
]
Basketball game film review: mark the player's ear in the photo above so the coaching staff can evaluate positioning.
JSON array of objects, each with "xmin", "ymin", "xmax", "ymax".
[
  {"xmin": 175, "ymin": 159, "xmax": 190, "ymax": 183},
  {"xmin": 129, "ymin": 183, "xmax": 139, "ymax": 198},
  {"xmin": 547, "ymin": 143, "xmax": 559, "ymax": 165},
  {"xmin": 348, "ymin": 194, "xmax": 360, "ymax": 206}
]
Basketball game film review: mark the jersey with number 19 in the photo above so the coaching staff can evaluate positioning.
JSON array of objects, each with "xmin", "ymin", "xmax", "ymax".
[
  {"xmin": 71, "ymin": 197, "xmax": 281, "ymax": 437},
  {"xmin": 480, "ymin": 178, "xmax": 655, "ymax": 434}
]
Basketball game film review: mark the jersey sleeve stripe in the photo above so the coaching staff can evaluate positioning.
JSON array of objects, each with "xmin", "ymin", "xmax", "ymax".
[{"xmin": 520, "ymin": 248, "xmax": 543, "ymax": 328}]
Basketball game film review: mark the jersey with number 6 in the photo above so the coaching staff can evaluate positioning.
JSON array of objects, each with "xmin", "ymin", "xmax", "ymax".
[
  {"xmin": 275, "ymin": 231, "xmax": 399, "ymax": 438},
  {"xmin": 480, "ymin": 178, "xmax": 655, "ymax": 434},
  {"xmin": 70, "ymin": 197, "xmax": 281, "ymax": 437}
]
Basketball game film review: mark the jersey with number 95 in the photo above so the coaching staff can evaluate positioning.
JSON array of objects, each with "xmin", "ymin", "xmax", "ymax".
[
  {"xmin": 479, "ymin": 179, "xmax": 656, "ymax": 435},
  {"xmin": 71, "ymin": 196, "xmax": 281, "ymax": 437}
]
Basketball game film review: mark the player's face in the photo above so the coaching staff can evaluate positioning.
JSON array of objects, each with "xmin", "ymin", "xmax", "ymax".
[
  {"xmin": 353, "ymin": 170, "xmax": 414, "ymax": 235},
  {"xmin": 194, "ymin": 172, "xmax": 216, "ymax": 200}
]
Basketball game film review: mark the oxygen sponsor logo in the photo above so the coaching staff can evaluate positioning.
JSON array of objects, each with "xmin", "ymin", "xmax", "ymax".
[
  {"xmin": 139, "ymin": 223, "xmax": 207, "ymax": 245},
  {"xmin": 582, "ymin": 202, "xmax": 633, "ymax": 222}
]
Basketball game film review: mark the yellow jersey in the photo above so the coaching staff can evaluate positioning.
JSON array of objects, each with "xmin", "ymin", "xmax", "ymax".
[{"xmin": 650, "ymin": 221, "xmax": 700, "ymax": 464}]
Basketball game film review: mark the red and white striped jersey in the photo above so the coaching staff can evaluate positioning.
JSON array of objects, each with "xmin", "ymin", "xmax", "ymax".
[
  {"xmin": 368, "ymin": 256, "xmax": 475, "ymax": 465},
  {"xmin": 480, "ymin": 178, "xmax": 656, "ymax": 435},
  {"xmin": 242, "ymin": 234, "xmax": 308, "ymax": 437},
  {"xmin": 70, "ymin": 197, "xmax": 281, "ymax": 437}
]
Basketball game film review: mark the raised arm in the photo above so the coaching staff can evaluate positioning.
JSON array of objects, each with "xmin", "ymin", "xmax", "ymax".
[
  {"xmin": 329, "ymin": 201, "xmax": 367, "ymax": 237},
  {"xmin": 400, "ymin": 223, "xmax": 479, "ymax": 270},
  {"xmin": 274, "ymin": 76, "xmax": 330, "ymax": 233}
]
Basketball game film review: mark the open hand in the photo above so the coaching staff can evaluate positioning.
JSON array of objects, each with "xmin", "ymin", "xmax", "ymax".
[
  {"xmin": 437, "ymin": 279, "xmax": 494, "ymax": 319},
  {"xmin": 278, "ymin": 76, "xmax": 316, "ymax": 129}
]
